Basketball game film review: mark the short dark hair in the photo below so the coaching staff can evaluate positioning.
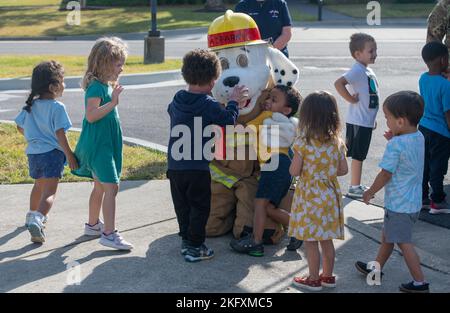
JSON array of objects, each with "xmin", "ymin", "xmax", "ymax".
[
  {"xmin": 273, "ymin": 85, "xmax": 302, "ymax": 118},
  {"xmin": 421, "ymin": 41, "xmax": 448, "ymax": 63},
  {"xmin": 349, "ymin": 33, "xmax": 376, "ymax": 58},
  {"xmin": 181, "ymin": 49, "xmax": 220, "ymax": 86},
  {"xmin": 383, "ymin": 91, "xmax": 424, "ymax": 126}
]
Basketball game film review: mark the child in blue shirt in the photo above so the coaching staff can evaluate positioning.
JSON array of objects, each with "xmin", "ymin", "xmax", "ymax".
[
  {"xmin": 418, "ymin": 41, "xmax": 450, "ymax": 213},
  {"xmin": 358, "ymin": 91, "xmax": 429, "ymax": 293},
  {"xmin": 15, "ymin": 60, "xmax": 78, "ymax": 243}
]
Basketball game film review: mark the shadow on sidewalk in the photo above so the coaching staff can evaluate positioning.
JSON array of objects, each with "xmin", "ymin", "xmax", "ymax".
[
  {"xmin": 0, "ymin": 235, "xmax": 129, "ymax": 292},
  {"xmin": 0, "ymin": 227, "xmax": 26, "ymax": 248},
  {"xmin": 0, "ymin": 226, "xmax": 42, "ymax": 262},
  {"xmin": 63, "ymin": 233, "xmax": 305, "ymax": 293}
]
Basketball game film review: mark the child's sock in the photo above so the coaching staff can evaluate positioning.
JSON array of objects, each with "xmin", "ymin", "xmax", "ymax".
[
  {"xmin": 413, "ymin": 280, "xmax": 426, "ymax": 286},
  {"xmin": 350, "ymin": 185, "xmax": 360, "ymax": 189}
]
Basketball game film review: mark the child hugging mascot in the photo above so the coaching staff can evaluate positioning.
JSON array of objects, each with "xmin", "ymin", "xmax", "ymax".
[{"xmin": 205, "ymin": 10, "xmax": 300, "ymax": 244}]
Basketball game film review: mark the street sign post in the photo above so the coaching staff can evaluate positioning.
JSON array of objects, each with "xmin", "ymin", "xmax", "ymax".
[{"xmin": 144, "ymin": 0, "xmax": 165, "ymax": 63}]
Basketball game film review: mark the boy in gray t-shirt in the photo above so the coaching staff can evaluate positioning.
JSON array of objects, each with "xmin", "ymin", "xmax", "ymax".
[{"xmin": 335, "ymin": 33, "xmax": 380, "ymax": 198}]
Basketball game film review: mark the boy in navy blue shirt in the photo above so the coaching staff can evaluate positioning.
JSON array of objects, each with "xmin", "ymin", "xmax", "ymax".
[
  {"xmin": 418, "ymin": 42, "xmax": 450, "ymax": 214},
  {"xmin": 167, "ymin": 49, "xmax": 248, "ymax": 262}
]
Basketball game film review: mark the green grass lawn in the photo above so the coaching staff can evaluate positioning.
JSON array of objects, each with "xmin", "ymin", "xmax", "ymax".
[
  {"xmin": 291, "ymin": 10, "xmax": 316, "ymax": 23},
  {"xmin": 0, "ymin": 3, "xmax": 315, "ymax": 38},
  {"xmin": 0, "ymin": 123, "xmax": 167, "ymax": 184},
  {"xmin": 0, "ymin": 0, "xmax": 60, "ymax": 6},
  {"xmin": 0, "ymin": 55, "xmax": 182, "ymax": 79},
  {"xmin": 326, "ymin": 3, "xmax": 434, "ymax": 18}
]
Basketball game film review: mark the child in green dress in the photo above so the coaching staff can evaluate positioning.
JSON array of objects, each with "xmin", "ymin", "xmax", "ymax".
[{"xmin": 72, "ymin": 37, "xmax": 133, "ymax": 250}]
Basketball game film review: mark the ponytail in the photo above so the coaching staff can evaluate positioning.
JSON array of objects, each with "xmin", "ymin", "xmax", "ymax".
[
  {"xmin": 23, "ymin": 92, "xmax": 36, "ymax": 113},
  {"xmin": 23, "ymin": 60, "xmax": 65, "ymax": 113}
]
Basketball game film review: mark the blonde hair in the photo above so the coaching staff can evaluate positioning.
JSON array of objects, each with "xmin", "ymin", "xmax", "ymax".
[{"xmin": 81, "ymin": 37, "xmax": 128, "ymax": 90}]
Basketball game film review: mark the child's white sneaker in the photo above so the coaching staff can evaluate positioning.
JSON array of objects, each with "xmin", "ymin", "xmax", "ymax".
[
  {"xmin": 27, "ymin": 212, "xmax": 45, "ymax": 243},
  {"xmin": 25, "ymin": 211, "xmax": 34, "ymax": 227},
  {"xmin": 99, "ymin": 230, "xmax": 134, "ymax": 250},
  {"xmin": 25, "ymin": 211, "xmax": 48, "ymax": 227},
  {"xmin": 84, "ymin": 220, "xmax": 104, "ymax": 236}
]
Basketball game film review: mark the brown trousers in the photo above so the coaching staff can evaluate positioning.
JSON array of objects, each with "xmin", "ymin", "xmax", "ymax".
[{"xmin": 206, "ymin": 176, "xmax": 293, "ymax": 244}]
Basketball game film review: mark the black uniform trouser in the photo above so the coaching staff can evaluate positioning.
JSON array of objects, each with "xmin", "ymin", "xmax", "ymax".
[
  {"xmin": 167, "ymin": 170, "xmax": 211, "ymax": 247},
  {"xmin": 419, "ymin": 126, "xmax": 450, "ymax": 203}
]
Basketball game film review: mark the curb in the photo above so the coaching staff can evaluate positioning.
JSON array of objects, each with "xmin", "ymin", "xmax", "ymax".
[
  {"xmin": 70, "ymin": 127, "xmax": 168, "ymax": 154},
  {"xmin": 345, "ymin": 215, "xmax": 450, "ymax": 276},
  {"xmin": 344, "ymin": 199, "xmax": 450, "ymax": 276},
  {"xmin": 0, "ymin": 120, "xmax": 168, "ymax": 154},
  {"xmin": 0, "ymin": 70, "xmax": 182, "ymax": 91},
  {"xmin": 296, "ymin": 19, "xmax": 427, "ymax": 27}
]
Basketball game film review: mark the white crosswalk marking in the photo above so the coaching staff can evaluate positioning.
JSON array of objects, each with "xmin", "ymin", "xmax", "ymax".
[{"xmin": 0, "ymin": 93, "xmax": 22, "ymax": 102}]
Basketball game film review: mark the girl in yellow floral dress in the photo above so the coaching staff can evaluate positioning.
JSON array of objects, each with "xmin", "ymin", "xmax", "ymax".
[{"xmin": 288, "ymin": 91, "xmax": 348, "ymax": 291}]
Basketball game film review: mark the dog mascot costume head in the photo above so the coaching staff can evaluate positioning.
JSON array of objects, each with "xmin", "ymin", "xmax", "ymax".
[{"xmin": 205, "ymin": 10, "xmax": 299, "ymax": 244}]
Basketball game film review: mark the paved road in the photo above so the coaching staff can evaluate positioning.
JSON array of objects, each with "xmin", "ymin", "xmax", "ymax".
[
  {"xmin": 0, "ymin": 25, "xmax": 426, "ymax": 58},
  {"xmin": 0, "ymin": 25, "xmax": 448, "ymax": 207}
]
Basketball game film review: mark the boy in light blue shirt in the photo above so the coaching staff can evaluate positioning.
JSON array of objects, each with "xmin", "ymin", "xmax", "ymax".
[
  {"xmin": 418, "ymin": 41, "xmax": 450, "ymax": 213},
  {"xmin": 357, "ymin": 91, "xmax": 429, "ymax": 293}
]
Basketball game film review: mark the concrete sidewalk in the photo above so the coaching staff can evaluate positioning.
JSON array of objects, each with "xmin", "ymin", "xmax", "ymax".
[{"xmin": 0, "ymin": 180, "xmax": 449, "ymax": 293}]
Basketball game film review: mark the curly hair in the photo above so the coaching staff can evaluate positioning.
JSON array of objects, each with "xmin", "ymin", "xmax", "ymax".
[
  {"xmin": 298, "ymin": 91, "xmax": 342, "ymax": 145},
  {"xmin": 81, "ymin": 37, "xmax": 128, "ymax": 90},
  {"xmin": 181, "ymin": 49, "xmax": 221, "ymax": 86},
  {"xmin": 273, "ymin": 85, "xmax": 302, "ymax": 118},
  {"xmin": 23, "ymin": 60, "xmax": 64, "ymax": 113}
]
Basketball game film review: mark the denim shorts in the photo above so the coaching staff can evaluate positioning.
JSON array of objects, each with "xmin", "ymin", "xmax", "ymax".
[
  {"xmin": 256, "ymin": 153, "xmax": 292, "ymax": 206},
  {"xmin": 27, "ymin": 149, "xmax": 66, "ymax": 179}
]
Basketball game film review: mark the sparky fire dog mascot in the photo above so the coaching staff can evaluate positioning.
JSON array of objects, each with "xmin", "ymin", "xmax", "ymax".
[{"xmin": 205, "ymin": 10, "xmax": 300, "ymax": 243}]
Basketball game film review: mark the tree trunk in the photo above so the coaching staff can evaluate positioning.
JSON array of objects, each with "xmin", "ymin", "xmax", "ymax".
[
  {"xmin": 80, "ymin": 0, "xmax": 87, "ymax": 9},
  {"xmin": 204, "ymin": 0, "xmax": 226, "ymax": 12}
]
